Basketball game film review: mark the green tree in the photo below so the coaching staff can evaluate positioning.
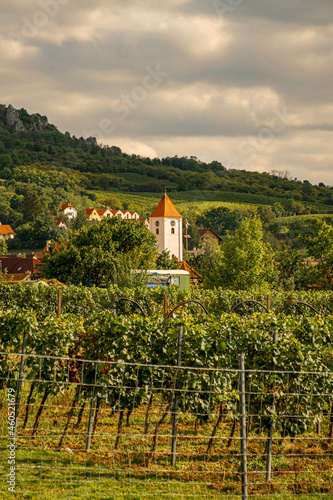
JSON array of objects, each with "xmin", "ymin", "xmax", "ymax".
[
  {"xmin": 0, "ymin": 238, "xmax": 8, "ymax": 254},
  {"xmin": 22, "ymin": 186, "xmax": 42, "ymax": 222},
  {"xmin": 39, "ymin": 217, "xmax": 157, "ymax": 287},
  {"xmin": 301, "ymin": 220, "xmax": 333, "ymax": 265},
  {"xmin": 216, "ymin": 216, "xmax": 274, "ymax": 290},
  {"xmin": 156, "ymin": 249, "xmax": 180, "ymax": 270},
  {"xmin": 257, "ymin": 206, "xmax": 276, "ymax": 224},
  {"xmin": 298, "ymin": 220, "xmax": 333, "ymax": 289},
  {"xmin": 273, "ymin": 245, "xmax": 302, "ymax": 290},
  {"xmin": 187, "ymin": 240, "xmax": 221, "ymax": 288},
  {"xmin": 197, "ymin": 206, "xmax": 243, "ymax": 236}
]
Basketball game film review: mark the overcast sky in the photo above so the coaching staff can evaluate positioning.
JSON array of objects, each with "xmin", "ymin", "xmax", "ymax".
[{"xmin": 1, "ymin": 0, "xmax": 333, "ymax": 185}]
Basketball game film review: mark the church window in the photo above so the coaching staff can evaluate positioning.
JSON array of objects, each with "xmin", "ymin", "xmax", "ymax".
[
  {"xmin": 171, "ymin": 228, "xmax": 175, "ymax": 234},
  {"xmin": 156, "ymin": 228, "xmax": 159, "ymax": 235}
]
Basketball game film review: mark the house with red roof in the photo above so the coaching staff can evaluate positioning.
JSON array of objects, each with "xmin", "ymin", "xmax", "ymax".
[
  {"xmin": 96, "ymin": 209, "xmax": 113, "ymax": 219},
  {"xmin": 0, "ymin": 254, "xmax": 41, "ymax": 281},
  {"xmin": 0, "ymin": 223, "xmax": 15, "ymax": 239},
  {"xmin": 85, "ymin": 208, "xmax": 101, "ymax": 221},
  {"xmin": 54, "ymin": 217, "xmax": 69, "ymax": 229},
  {"xmin": 60, "ymin": 203, "xmax": 77, "ymax": 219}
]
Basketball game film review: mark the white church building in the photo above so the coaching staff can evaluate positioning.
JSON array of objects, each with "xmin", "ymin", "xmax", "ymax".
[{"xmin": 148, "ymin": 192, "xmax": 183, "ymax": 262}]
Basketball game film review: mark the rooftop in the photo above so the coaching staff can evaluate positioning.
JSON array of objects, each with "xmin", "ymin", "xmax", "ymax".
[{"xmin": 149, "ymin": 192, "xmax": 183, "ymax": 218}]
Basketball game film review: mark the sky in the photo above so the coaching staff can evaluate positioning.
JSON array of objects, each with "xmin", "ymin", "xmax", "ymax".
[{"xmin": 1, "ymin": 0, "xmax": 333, "ymax": 186}]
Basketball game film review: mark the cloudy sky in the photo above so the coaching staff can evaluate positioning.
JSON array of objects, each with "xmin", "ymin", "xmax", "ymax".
[{"xmin": 1, "ymin": 0, "xmax": 333, "ymax": 185}]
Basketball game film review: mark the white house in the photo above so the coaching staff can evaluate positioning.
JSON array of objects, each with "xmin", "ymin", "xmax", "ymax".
[
  {"xmin": 110, "ymin": 209, "xmax": 124, "ymax": 218},
  {"xmin": 54, "ymin": 217, "xmax": 69, "ymax": 230},
  {"xmin": 148, "ymin": 192, "xmax": 183, "ymax": 261},
  {"xmin": 60, "ymin": 203, "xmax": 77, "ymax": 219},
  {"xmin": 96, "ymin": 209, "xmax": 113, "ymax": 218}
]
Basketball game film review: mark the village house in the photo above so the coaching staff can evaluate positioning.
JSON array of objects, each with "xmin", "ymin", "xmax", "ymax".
[
  {"xmin": 54, "ymin": 217, "xmax": 69, "ymax": 230},
  {"xmin": 0, "ymin": 223, "xmax": 15, "ymax": 240},
  {"xmin": 85, "ymin": 208, "xmax": 101, "ymax": 221},
  {"xmin": 198, "ymin": 228, "xmax": 222, "ymax": 245},
  {"xmin": 110, "ymin": 209, "xmax": 124, "ymax": 218},
  {"xmin": 60, "ymin": 203, "xmax": 77, "ymax": 219},
  {"xmin": 0, "ymin": 254, "xmax": 41, "ymax": 282},
  {"xmin": 96, "ymin": 209, "xmax": 113, "ymax": 218}
]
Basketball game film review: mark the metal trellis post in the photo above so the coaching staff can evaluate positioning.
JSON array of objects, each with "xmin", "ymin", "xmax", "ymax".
[
  {"xmin": 15, "ymin": 332, "xmax": 28, "ymax": 436},
  {"xmin": 239, "ymin": 353, "xmax": 248, "ymax": 500},
  {"xmin": 266, "ymin": 330, "xmax": 278, "ymax": 481},
  {"xmin": 171, "ymin": 326, "xmax": 183, "ymax": 466}
]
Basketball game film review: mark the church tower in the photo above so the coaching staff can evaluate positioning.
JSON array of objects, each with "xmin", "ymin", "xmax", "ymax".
[{"xmin": 149, "ymin": 192, "xmax": 183, "ymax": 262}]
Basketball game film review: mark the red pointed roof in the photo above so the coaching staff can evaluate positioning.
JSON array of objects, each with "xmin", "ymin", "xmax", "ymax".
[{"xmin": 149, "ymin": 193, "xmax": 183, "ymax": 218}]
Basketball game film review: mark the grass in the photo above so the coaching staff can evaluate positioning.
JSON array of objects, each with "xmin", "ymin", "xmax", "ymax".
[{"xmin": 1, "ymin": 385, "xmax": 332, "ymax": 499}]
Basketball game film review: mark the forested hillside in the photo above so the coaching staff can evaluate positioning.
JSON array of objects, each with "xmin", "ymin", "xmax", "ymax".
[{"xmin": 0, "ymin": 103, "xmax": 332, "ymax": 250}]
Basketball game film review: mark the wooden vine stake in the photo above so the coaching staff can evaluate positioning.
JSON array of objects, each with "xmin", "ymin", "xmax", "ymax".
[{"xmin": 57, "ymin": 289, "xmax": 62, "ymax": 319}]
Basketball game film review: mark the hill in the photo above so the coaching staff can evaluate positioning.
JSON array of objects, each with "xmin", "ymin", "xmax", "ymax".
[
  {"xmin": 1, "ymin": 104, "xmax": 333, "ymax": 204},
  {"xmin": 0, "ymin": 103, "xmax": 332, "ymax": 250}
]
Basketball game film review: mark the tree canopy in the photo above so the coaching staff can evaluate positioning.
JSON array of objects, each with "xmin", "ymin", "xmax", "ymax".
[{"xmin": 39, "ymin": 218, "xmax": 157, "ymax": 287}]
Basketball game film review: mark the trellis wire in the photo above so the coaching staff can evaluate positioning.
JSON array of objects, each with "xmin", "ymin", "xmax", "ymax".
[{"xmin": 1, "ymin": 352, "xmax": 333, "ymax": 499}]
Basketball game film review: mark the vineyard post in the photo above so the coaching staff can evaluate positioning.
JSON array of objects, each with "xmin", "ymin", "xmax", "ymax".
[
  {"xmin": 267, "ymin": 294, "xmax": 271, "ymax": 311},
  {"xmin": 171, "ymin": 326, "xmax": 183, "ymax": 466},
  {"xmin": 266, "ymin": 330, "xmax": 278, "ymax": 481},
  {"xmin": 57, "ymin": 289, "xmax": 62, "ymax": 319},
  {"xmin": 85, "ymin": 362, "xmax": 98, "ymax": 452},
  {"xmin": 163, "ymin": 294, "xmax": 169, "ymax": 318},
  {"xmin": 239, "ymin": 353, "xmax": 248, "ymax": 500},
  {"xmin": 15, "ymin": 331, "xmax": 28, "ymax": 436}
]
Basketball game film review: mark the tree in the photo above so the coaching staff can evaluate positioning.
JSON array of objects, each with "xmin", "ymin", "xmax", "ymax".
[
  {"xmin": 273, "ymin": 245, "xmax": 302, "ymax": 290},
  {"xmin": 197, "ymin": 206, "xmax": 243, "ymax": 237},
  {"xmin": 22, "ymin": 186, "xmax": 42, "ymax": 222},
  {"xmin": 257, "ymin": 206, "xmax": 276, "ymax": 225},
  {"xmin": 298, "ymin": 220, "xmax": 333, "ymax": 289},
  {"xmin": 0, "ymin": 238, "xmax": 8, "ymax": 254},
  {"xmin": 38, "ymin": 218, "xmax": 157, "ymax": 287},
  {"xmin": 188, "ymin": 239, "xmax": 221, "ymax": 288},
  {"xmin": 156, "ymin": 250, "xmax": 180, "ymax": 270},
  {"xmin": 215, "ymin": 216, "xmax": 274, "ymax": 290},
  {"xmin": 301, "ymin": 220, "xmax": 333, "ymax": 265}
]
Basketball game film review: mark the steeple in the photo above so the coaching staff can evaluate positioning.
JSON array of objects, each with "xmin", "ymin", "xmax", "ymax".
[
  {"xmin": 149, "ymin": 192, "xmax": 183, "ymax": 218},
  {"xmin": 148, "ymin": 192, "xmax": 183, "ymax": 261}
]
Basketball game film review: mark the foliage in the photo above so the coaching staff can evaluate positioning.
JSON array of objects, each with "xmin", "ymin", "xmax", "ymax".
[
  {"xmin": 301, "ymin": 220, "xmax": 333, "ymax": 265},
  {"xmin": 1, "ymin": 306, "xmax": 333, "ymax": 439},
  {"xmin": 1, "ymin": 105, "xmax": 333, "ymax": 212},
  {"xmin": 272, "ymin": 245, "xmax": 303, "ymax": 290},
  {"xmin": 197, "ymin": 206, "xmax": 244, "ymax": 236},
  {"xmin": 0, "ymin": 238, "xmax": 7, "ymax": 254},
  {"xmin": 155, "ymin": 249, "xmax": 180, "ymax": 270},
  {"xmin": 214, "ymin": 216, "xmax": 274, "ymax": 290},
  {"xmin": 38, "ymin": 218, "xmax": 157, "ymax": 287}
]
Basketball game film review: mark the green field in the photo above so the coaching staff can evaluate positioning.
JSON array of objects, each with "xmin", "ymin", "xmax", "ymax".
[
  {"xmin": 90, "ymin": 190, "xmax": 333, "ymax": 218},
  {"xmin": 91, "ymin": 190, "xmax": 265, "ymax": 217}
]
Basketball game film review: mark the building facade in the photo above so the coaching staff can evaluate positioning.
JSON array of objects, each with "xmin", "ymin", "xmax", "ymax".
[{"xmin": 148, "ymin": 192, "xmax": 183, "ymax": 261}]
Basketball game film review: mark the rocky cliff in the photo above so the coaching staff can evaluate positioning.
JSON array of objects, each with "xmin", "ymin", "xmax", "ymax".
[{"xmin": 0, "ymin": 104, "xmax": 49, "ymax": 133}]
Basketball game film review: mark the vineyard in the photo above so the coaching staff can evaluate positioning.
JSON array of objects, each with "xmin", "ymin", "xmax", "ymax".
[{"xmin": 0, "ymin": 284, "xmax": 333, "ymax": 498}]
